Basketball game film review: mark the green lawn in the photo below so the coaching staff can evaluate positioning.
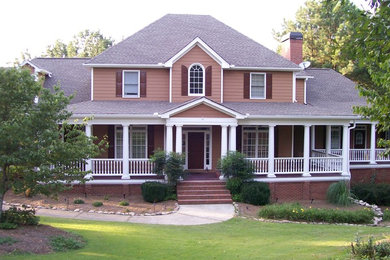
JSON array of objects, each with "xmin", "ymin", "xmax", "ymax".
[{"xmin": 4, "ymin": 217, "xmax": 390, "ymax": 259}]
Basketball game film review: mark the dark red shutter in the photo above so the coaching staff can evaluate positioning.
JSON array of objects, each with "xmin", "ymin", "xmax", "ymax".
[
  {"xmin": 236, "ymin": 126, "xmax": 242, "ymax": 152},
  {"xmin": 181, "ymin": 65, "xmax": 188, "ymax": 96},
  {"xmin": 147, "ymin": 126, "xmax": 154, "ymax": 158},
  {"xmin": 205, "ymin": 66, "xmax": 212, "ymax": 96},
  {"xmin": 108, "ymin": 125, "xmax": 115, "ymax": 158},
  {"xmin": 140, "ymin": 71, "xmax": 147, "ymax": 97},
  {"xmin": 116, "ymin": 70, "xmax": 122, "ymax": 97},
  {"xmin": 266, "ymin": 73, "xmax": 272, "ymax": 99},
  {"xmin": 243, "ymin": 73, "xmax": 250, "ymax": 99}
]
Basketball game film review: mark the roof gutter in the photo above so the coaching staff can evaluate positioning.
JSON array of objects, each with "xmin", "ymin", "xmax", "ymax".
[
  {"xmin": 69, "ymin": 113, "xmax": 161, "ymax": 119},
  {"xmin": 83, "ymin": 63, "xmax": 168, "ymax": 68},
  {"xmin": 246, "ymin": 115, "xmax": 363, "ymax": 120},
  {"xmin": 226, "ymin": 66, "xmax": 302, "ymax": 72}
]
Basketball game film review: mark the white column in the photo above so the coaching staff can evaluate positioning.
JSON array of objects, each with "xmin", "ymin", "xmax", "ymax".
[
  {"xmin": 268, "ymin": 125, "xmax": 276, "ymax": 178},
  {"xmin": 122, "ymin": 124, "xmax": 130, "ymax": 179},
  {"xmin": 221, "ymin": 125, "xmax": 228, "ymax": 157},
  {"xmin": 311, "ymin": 125, "xmax": 316, "ymax": 150},
  {"xmin": 303, "ymin": 124, "xmax": 311, "ymax": 177},
  {"xmin": 175, "ymin": 124, "xmax": 183, "ymax": 154},
  {"xmin": 166, "ymin": 125, "xmax": 173, "ymax": 153},
  {"xmin": 342, "ymin": 124, "xmax": 350, "ymax": 176},
  {"xmin": 85, "ymin": 124, "xmax": 92, "ymax": 178},
  {"xmin": 326, "ymin": 125, "xmax": 332, "ymax": 155},
  {"xmin": 229, "ymin": 125, "xmax": 237, "ymax": 151},
  {"xmin": 370, "ymin": 123, "xmax": 377, "ymax": 164}
]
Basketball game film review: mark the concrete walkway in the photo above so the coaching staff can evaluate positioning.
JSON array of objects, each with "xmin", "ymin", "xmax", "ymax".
[{"xmin": 33, "ymin": 204, "xmax": 235, "ymax": 225}]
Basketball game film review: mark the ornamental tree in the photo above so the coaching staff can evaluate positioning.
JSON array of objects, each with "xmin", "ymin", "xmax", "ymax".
[{"xmin": 0, "ymin": 68, "xmax": 106, "ymax": 218}]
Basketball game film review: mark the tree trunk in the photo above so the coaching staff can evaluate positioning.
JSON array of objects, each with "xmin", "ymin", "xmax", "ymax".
[
  {"xmin": 0, "ymin": 165, "xmax": 9, "ymax": 220},
  {"xmin": 0, "ymin": 191, "xmax": 4, "ymax": 220}
]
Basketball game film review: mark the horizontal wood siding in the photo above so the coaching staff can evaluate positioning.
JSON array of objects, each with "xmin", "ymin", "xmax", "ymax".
[
  {"xmin": 276, "ymin": 126, "xmax": 292, "ymax": 157},
  {"xmin": 154, "ymin": 125, "xmax": 165, "ymax": 152},
  {"xmin": 223, "ymin": 70, "xmax": 293, "ymax": 102},
  {"xmin": 172, "ymin": 46, "xmax": 221, "ymax": 102},
  {"xmin": 296, "ymin": 79, "xmax": 304, "ymax": 104},
  {"xmin": 172, "ymin": 104, "xmax": 232, "ymax": 118},
  {"xmin": 92, "ymin": 125, "xmax": 109, "ymax": 158},
  {"xmin": 212, "ymin": 125, "xmax": 221, "ymax": 171},
  {"xmin": 94, "ymin": 68, "xmax": 169, "ymax": 101}
]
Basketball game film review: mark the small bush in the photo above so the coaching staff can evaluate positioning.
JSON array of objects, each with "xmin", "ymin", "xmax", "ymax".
[
  {"xmin": 73, "ymin": 199, "xmax": 85, "ymax": 204},
  {"xmin": 92, "ymin": 201, "xmax": 103, "ymax": 207},
  {"xmin": 0, "ymin": 222, "xmax": 18, "ymax": 229},
  {"xmin": 327, "ymin": 181, "xmax": 351, "ymax": 206},
  {"xmin": 232, "ymin": 194, "xmax": 242, "ymax": 202},
  {"xmin": 103, "ymin": 195, "xmax": 110, "ymax": 201},
  {"xmin": 351, "ymin": 236, "xmax": 390, "ymax": 259},
  {"xmin": 165, "ymin": 152, "xmax": 186, "ymax": 185},
  {"xmin": 49, "ymin": 236, "xmax": 85, "ymax": 252},
  {"xmin": 141, "ymin": 182, "xmax": 169, "ymax": 203},
  {"xmin": 218, "ymin": 151, "xmax": 254, "ymax": 180},
  {"xmin": 164, "ymin": 193, "xmax": 177, "ymax": 201},
  {"xmin": 119, "ymin": 201, "xmax": 129, "ymax": 206},
  {"xmin": 226, "ymin": 177, "xmax": 243, "ymax": 196},
  {"xmin": 0, "ymin": 236, "xmax": 17, "ymax": 245},
  {"xmin": 150, "ymin": 149, "xmax": 167, "ymax": 175},
  {"xmin": 258, "ymin": 203, "xmax": 374, "ymax": 224},
  {"xmin": 383, "ymin": 208, "xmax": 390, "ymax": 221},
  {"xmin": 1, "ymin": 207, "xmax": 39, "ymax": 225},
  {"xmin": 241, "ymin": 182, "xmax": 270, "ymax": 206},
  {"xmin": 352, "ymin": 183, "xmax": 390, "ymax": 206}
]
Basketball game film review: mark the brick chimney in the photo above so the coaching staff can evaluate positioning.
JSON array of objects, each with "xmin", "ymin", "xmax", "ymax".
[{"xmin": 281, "ymin": 32, "xmax": 303, "ymax": 65}]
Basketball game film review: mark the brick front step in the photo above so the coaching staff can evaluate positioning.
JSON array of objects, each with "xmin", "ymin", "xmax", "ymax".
[
  {"xmin": 178, "ymin": 194, "xmax": 232, "ymax": 200},
  {"xmin": 179, "ymin": 181, "xmax": 226, "ymax": 186},
  {"xmin": 178, "ymin": 189, "xmax": 231, "ymax": 195},
  {"xmin": 178, "ymin": 198, "xmax": 233, "ymax": 205},
  {"xmin": 178, "ymin": 185, "xmax": 227, "ymax": 191}
]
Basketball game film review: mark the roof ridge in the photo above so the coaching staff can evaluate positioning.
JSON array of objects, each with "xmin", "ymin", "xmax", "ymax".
[{"xmin": 33, "ymin": 57, "xmax": 91, "ymax": 60}]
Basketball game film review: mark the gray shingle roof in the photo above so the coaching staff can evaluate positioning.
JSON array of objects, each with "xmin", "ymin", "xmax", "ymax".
[
  {"xmin": 30, "ymin": 58, "xmax": 91, "ymax": 104},
  {"xmin": 86, "ymin": 14, "xmax": 299, "ymax": 69}
]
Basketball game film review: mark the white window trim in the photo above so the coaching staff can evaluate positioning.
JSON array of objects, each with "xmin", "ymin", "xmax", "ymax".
[
  {"xmin": 242, "ymin": 126, "xmax": 269, "ymax": 158},
  {"xmin": 122, "ymin": 70, "xmax": 140, "ymax": 98},
  {"xmin": 114, "ymin": 125, "xmax": 148, "ymax": 159},
  {"xmin": 188, "ymin": 63, "xmax": 205, "ymax": 97},
  {"xmin": 331, "ymin": 126, "xmax": 342, "ymax": 149},
  {"xmin": 250, "ymin": 72, "xmax": 266, "ymax": 100}
]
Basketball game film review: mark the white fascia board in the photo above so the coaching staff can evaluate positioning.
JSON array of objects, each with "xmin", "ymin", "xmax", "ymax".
[
  {"xmin": 296, "ymin": 75, "xmax": 314, "ymax": 79},
  {"xmin": 20, "ymin": 60, "xmax": 52, "ymax": 77},
  {"xmin": 83, "ymin": 63, "xmax": 167, "ymax": 68},
  {"xmin": 350, "ymin": 164, "xmax": 390, "ymax": 169},
  {"xmin": 254, "ymin": 176, "xmax": 350, "ymax": 183},
  {"xmin": 164, "ymin": 37, "xmax": 230, "ymax": 68},
  {"xmin": 226, "ymin": 66, "xmax": 302, "ymax": 72},
  {"xmin": 245, "ymin": 114, "xmax": 362, "ymax": 120},
  {"xmin": 160, "ymin": 97, "xmax": 245, "ymax": 119}
]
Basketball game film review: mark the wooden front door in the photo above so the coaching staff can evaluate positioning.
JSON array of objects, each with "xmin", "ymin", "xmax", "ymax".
[
  {"xmin": 354, "ymin": 130, "xmax": 366, "ymax": 149},
  {"xmin": 188, "ymin": 132, "xmax": 204, "ymax": 169}
]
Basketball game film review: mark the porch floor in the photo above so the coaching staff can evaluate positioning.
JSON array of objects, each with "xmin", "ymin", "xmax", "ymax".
[{"xmin": 184, "ymin": 172, "xmax": 219, "ymax": 180}]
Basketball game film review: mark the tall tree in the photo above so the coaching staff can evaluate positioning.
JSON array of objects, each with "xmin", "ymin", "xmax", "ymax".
[
  {"xmin": 45, "ymin": 30, "xmax": 114, "ymax": 58},
  {"xmin": 0, "ymin": 68, "xmax": 106, "ymax": 217},
  {"xmin": 273, "ymin": 0, "xmax": 364, "ymax": 79},
  {"xmin": 353, "ymin": 0, "xmax": 390, "ymax": 150}
]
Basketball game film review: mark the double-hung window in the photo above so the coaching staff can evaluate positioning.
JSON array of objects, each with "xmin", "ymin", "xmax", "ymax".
[
  {"xmin": 123, "ymin": 70, "xmax": 140, "ymax": 98},
  {"xmin": 250, "ymin": 73, "xmax": 266, "ymax": 99},
  {"xmin": 115, "ymin": 126, "xmax": 147, "ymax": 158},
  {"xmin": 242, "ymin": 126, "xmax": 269, "ymax": 158},
  {"xmin": 188, "ymin": 64, "xmax": 204, "ymax": 96}
]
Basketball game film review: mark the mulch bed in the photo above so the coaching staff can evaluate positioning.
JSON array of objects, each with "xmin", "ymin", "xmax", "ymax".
[
  {"xmin": 4, "ymin": 192, "xmax": 176, "ymax": 214},
  {"xmin": 0, "ymin": 224, "xmax": 81, "ymax": 255}
]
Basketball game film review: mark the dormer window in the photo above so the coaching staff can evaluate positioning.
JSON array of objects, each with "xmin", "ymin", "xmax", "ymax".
[
  {"xmin": 188, "ymin": 64, "xmax": 205, "ymax": 96},
  {"xmin": 250, "ymin": 73, "xmax": 266, "ymax": 99},
  {"xmin": 123, "ymin": 70, "xmax": 140, "ymax": 98}
]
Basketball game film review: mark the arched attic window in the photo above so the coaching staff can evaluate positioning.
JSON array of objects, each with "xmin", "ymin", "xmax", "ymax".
[{"xmin": 188, "ymin": 64, "xmax": 205, "ymax": 96}]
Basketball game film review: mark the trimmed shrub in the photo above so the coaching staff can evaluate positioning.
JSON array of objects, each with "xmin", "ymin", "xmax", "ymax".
[
  {"xmin": 226, "ymin": 177, "xmax": 243, "ymax": 196},
  {"xmin": 92, "ymin": 201, "xmax": 103, "ymax": 207},
  {"xmin": 73, "ymin": 199, "xmax": 85, "ymax": 204},
  {"xmin": 352, "ymin": 183, "xmax": 390, "ymax": 206},
  {"xmin": 141, "ymin": 182, "xmax": 169, "ymax": 203},
  {"xmin": 1, "ymin": 207, "xmax": 39, "ymax": 225},
  {"xmin": 0, "ymin": 222, "xmax": 18, "ymax": 229},
  {"xmin": 327, "ymin": 181, "xmax": 351, "ymax": 206},
  {"xmin": 218, "ymin": 151, "xmax": 254, "ymax": 180},
  {"xmin": 119, "ymin": 201, "xmax": 129, "ymax": 206},
  {"xmin": 49, "ymin": 236, "xmax": 85, "ymax": 252},
  {"xmin": 258, "ymin": 203, "xmax": 374, "ymax": 224},
  {"xmin": 241, "ymin": 182, "xmax": 270, "ymax": 206}
]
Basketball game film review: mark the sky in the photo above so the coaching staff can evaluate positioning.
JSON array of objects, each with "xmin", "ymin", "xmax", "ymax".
[{"xmin": 0, "ymin": 0, "xmax": 368, "ymax": 67}]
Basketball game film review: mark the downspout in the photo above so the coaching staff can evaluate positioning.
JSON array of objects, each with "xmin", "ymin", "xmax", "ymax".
[
  {"xmin": 292, "ymin": 72, "xmax": 297, "ymax": 102},
  {"xmin": 169, "ymin": 67, "xmax": 172, "ymax": 103}
]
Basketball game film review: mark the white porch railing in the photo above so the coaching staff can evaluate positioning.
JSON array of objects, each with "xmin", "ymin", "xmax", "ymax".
[
  {"xmin": 310, "ymin": 157, "xmax": 343, "ymax": 173},
  {"xmin": 274, "ymin": 158, "xmax": 304, "ymax": 173},
  {"xmin": 375, "ymin": 149, "xmax": 390, "ymax": 161},
  {"xmin": 247, "ymin": 158, "xmax": 268, "ymax": 174},
  {"xmin": 91, "ymin": 159, "xmax": 123, "ymax": 175},
  {"xmin": 349, "ymin": 149, "xmax": 371, "ymax": 162},
  {"xmin": 129, "ymin": 159, "xmax": 155, "ymax": 175}
]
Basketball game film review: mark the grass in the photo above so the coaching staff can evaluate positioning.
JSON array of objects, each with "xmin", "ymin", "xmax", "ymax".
[{"xmin": 2, "ymin": 217, "xmax": 390, "ymax": 259}]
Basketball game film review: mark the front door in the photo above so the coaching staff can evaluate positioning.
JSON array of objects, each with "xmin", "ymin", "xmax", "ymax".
[
  {"xmin": 188, "ymin": 132, "xmax": 204, "ymax": 169},
  {"xmin": 354, "ymin": 130, "xmax": 366, "ymax": 149}
]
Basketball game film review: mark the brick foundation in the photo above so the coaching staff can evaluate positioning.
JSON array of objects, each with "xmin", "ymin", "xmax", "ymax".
[
  {"xmin": 64, "ymin": 184, "xmax": 142, "ymax": 197},
  {"xmin": 351, "ymin": 168, "xmax": 390, "ymax": 184},
  {"xmin": 268, "ymin": 181, "xmax": 336, "ymax": 202}
]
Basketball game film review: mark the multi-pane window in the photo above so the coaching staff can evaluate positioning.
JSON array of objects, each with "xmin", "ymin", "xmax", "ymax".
[
  {"xmin": 115, "ymin": 126, "xmax": 147, "ymax": 158},
  {"xmin": 331, "ymin": 126, "xmax": 341, "ymax": 149},
  {"xmin": 189, "ymin": 64, "xmax": 204, "ymax": 95},
  {"xmin": 123, "ymin": 71, "xmax": 139, "ymax": 97},
  {"xmin": 205, "ymin": 133, "xmax": 211, "ymax": 167},
  {"xmin": 250, "ymin": 73, "xmax": 266, "ymax": 99},
  {"xmin": 242, "ymin": 126, "xmax": 268, "ymax": 158}
]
